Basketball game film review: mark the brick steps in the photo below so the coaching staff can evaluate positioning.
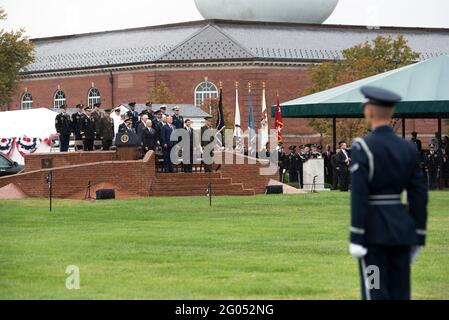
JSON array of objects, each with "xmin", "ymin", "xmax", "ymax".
[{"xmin": 149, "ymin": 173, "xmax": 256, "ymax": 196}]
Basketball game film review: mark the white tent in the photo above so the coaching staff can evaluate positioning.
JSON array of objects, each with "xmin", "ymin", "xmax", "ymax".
[{"xmin": 0, "ymin": 108, "xmax": 58, "ymax": 164}]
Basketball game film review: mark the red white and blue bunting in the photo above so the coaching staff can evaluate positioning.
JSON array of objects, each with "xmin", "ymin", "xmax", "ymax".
[
  {"xmin": 0, "ymin": 138, "xmax": 15, "ymax": 157},
  {"xmin": 0, "ymin": 136, "xmax": 52, "ymax": 158},
  {"xmin": 15, "ymin": 137, "xmax": 41, "ymax": 156}
]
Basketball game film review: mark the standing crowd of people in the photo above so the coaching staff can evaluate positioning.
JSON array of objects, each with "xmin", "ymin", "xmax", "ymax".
[
  {"xmin": 277, "ymin": 141, "xmax": 352, "ymax": 191},
  {"xmin": 277, "ymin": 132, "xmax": 449, "ymax": 191},
  {"xmin": 411, "ymin": 132, "xmax": 449, "ymax": 190},
  {"xmin": 55, "ymin": 102, "xmax": 214, "ymax": 173}
]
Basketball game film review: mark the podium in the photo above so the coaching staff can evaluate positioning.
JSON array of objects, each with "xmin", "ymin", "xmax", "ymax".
[
  {"xmin": 115, "ymin": 131, "xmax": 141, "ymax": 161},
  {"xmin": 303, "ymin": 159, "xmax": 328, "ymax": 192}
]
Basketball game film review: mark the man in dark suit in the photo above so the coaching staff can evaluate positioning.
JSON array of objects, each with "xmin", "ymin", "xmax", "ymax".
[
  {"xmin": 331, "ymin": 148, "xmax": 340, "ymax": 190},
  {"xmin": 55, "ymin": 104, "xmax": 72, "ymax": 152},
  {"xmin": 183, "ymin": 119, "xmax": 194, "ymax": 173},
  {"xmin": 81, "ymin": 107, "xmax": 96, "ymax": 151},
  {"xmin": 141, "ymin": 120, "xmax": 158, "ymax": 153},
  {"xmin": 337, "ymin": 141, "xmax": 350, "ymax": 191},
  {"xmin": 161, "ymin": 116, "xmax": 176, "ymax": 173}
]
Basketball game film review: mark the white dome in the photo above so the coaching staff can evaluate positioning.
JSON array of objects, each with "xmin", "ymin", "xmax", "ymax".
[{"xmin": 194, "ymin": 0, "xmax": 339, "ymax": 24}]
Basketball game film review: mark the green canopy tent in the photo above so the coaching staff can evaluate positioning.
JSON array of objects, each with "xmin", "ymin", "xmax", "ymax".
[{"xmin": 272, "ymin": 55, "xmax": 449, "ymax": 149}]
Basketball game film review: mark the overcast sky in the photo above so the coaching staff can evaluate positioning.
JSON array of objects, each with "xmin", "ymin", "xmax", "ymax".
[{"xmin": 1, "ymin": 0, "xmax": 448, "ymax": 38}]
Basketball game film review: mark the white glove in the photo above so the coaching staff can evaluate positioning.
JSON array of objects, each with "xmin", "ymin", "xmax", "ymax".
[
  {"xmin": 411, "ymin": 246, "xmax": 422, "ymax": 264},
  {"xmin": 350, "ymin": 243, "xmax": 368, "ymax": 259}
]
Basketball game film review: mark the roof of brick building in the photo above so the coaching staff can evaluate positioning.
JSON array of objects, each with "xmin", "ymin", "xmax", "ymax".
[{"xmin": 26, "ymin": 19, "xmax": 449, "ymax": 74}]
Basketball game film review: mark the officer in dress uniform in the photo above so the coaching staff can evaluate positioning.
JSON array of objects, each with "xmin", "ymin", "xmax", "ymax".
[
  {"xmin": 349, "ymin": 86, "xmax": 428, "ymax": 300},
  {"xmin": 172, "ymin": 106, "xmax": 184, "ymax": 129},
  {"xmin": 287, "ymin": 146, "xmax": 299, "ymax": 183},
  {"xmin": 81, "ymin": 107, "xmax": 97, "ymax": 151},
  {"xmin": 424, "ymin": 143, "xmax": 439, "ymax": 190},
  {"xmin": 277, "ymin": 143, "xmax": 287, "ymax": 183},
  {"xmin": 127, "ymin": 102, "xmax": 139, "ymax": 131},
  {"xmin": 323, "ymin": 144, "xmax": 334, "ymax": 186},
  {"xmin": 55, "ymin": 104, "xmax": 72, "ymax": 152},
  {"xmin": 119, "ymin": 118, "xmax": 133, "ymax": 134},
  {"xmin": 441, "ymin": 140, "xmax": 449, "ymax": 188},
  {"xmin": 98, "ymin": 109, "xmax": 115, "ymax": 150},
  {"xmin": 91, "ymin": 103, "xmax": 103, "ymax": 145},
  {"xmin": 310, "ymin": 144, "xmax": 322, "ymax": 159},
  {"xmin": 72, "ymin": 104, "xmax": 85, "ymax": 144},
  {"xmin": 141, "ymin": 102, "xmax": 155, "ymax": 121}
]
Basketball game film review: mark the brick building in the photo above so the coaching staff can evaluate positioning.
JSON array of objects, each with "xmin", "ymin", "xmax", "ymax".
[{"xmin": 5, "ymin": 19, "xmax": 449, "ymax": 145}]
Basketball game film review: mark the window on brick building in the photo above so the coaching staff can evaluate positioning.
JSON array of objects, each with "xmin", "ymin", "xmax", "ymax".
[
  {"xmin": 194, "ymin": 81, "xmax": 218, "ymax": 107},
  {"xmin": 87, "ymin": 88, "xmax": 101, "ymax": 107},
  {"xmin": 53, "ymin": 90, "xmax": 66, "ymax": 109},
  {"xmin": 21, "ymin": 92, "xmax": 33, "ymax": 110}
]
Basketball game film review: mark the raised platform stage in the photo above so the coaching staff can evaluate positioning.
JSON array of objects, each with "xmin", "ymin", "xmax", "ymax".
[{"xmin": 0, "ymin": 150, "xmax": 276, "ymax": 199}]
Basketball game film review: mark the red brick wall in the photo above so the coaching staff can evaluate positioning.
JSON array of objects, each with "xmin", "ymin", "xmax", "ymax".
[
  {"xmin": 25, "ymin": 151, "xmax": 117, "ymax": 172},
  {"xmin": 218, "ymin": 152, "xmax": 278, "ymax": 193},
  {"xmin": 7, "ymin": 67, "xmax": 313, "ymax": 136},
  {"xmin": 0, "ymin": 150, "xmax": 277, "ymax": 198},
  {"xmin": 5, "ymin": 67, "xmax": 448, "ymax": 147},
  {"xmin": 0, "ymin": 151, "xmax": 156, "ymax": 198}
]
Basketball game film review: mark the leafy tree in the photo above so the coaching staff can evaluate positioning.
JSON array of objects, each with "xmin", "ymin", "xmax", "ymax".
[
  {"xmin": 147, "ymin": 81, "xmax": 174, "ymax": 104},
  {"xmin": 305, "ymin": 35, "xmax": 420, "ymax": 144},
  {"xmin": 0, "ymin": 7, "xmax": 35, "ymax": 109}
]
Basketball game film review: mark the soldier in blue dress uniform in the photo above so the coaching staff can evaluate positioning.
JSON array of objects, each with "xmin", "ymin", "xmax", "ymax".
[
  {"xmin": 349, "ymin": 86, "xmax": 428, "ymax": 300},
  {"xmin": 127, "ymin": 102, "xmax": 139, "ymax": 131}
]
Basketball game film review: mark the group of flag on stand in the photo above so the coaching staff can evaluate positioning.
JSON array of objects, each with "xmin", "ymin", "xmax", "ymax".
[{"xmin": 214, "ymin": 81, "xmax": 284, "ymax": 154}]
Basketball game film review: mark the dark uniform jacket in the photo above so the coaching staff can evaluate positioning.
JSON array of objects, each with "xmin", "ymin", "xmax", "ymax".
[
  {"xmin": 127, "ymin": 110, "xmax": 139, "ymax": 129},
  {"xmin": 442, "ymin": 149, "xmax": 449, "ymax": 179},
  {"xmin": 141, "ymin": 109, "xmax": 155, "ymax": 121},
  {"xmin": 81, "ymin": 116, "xmax": 96, "ymax": 140},
  {"xmin": 287, "ymin": 152, "xmax": 300, "ymax": 172},
  {"xmin": 91, "ymin": 110, "xmax": 103, "ymax": 137},
  {"xmin": 350, "ymin": 126, "xmax": 428, "ymax": 247},
  {"xmin": 323, "ymin": 150, "xmax": 334, "ymax": 174},
  {"xmin": 278, "ymin": 151, "xmax": 287, "ymax": 170},
  {"xmin": 55, "ymin": 113, "xmax": 72, "ymax": 136},
  {"xmin": 99, "ymin": 117, "xmax": 115, "ymax": 140},
  {"xmin": 173, "ymin": 115, "xmax": 184, "ymax": 129},
  {"xmin": 91, "ymin": 110, "xmax": 102, "ymax": 123},
  {"xmin": 424, "ymin": 151, "xmax": 439, "ymax": 173},
  {"xmin": 119, "ymin": 123, "xmax": 132, "ymax": 134},
  {"xmin": 71, "ymin": 112, "xmax": 85, "ymax": 139}
]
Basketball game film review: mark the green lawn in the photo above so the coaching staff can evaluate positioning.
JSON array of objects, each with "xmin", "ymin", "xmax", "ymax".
[{"xmin": 0, "ymin": 192, "xmax": 448, "ymax": 300}]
